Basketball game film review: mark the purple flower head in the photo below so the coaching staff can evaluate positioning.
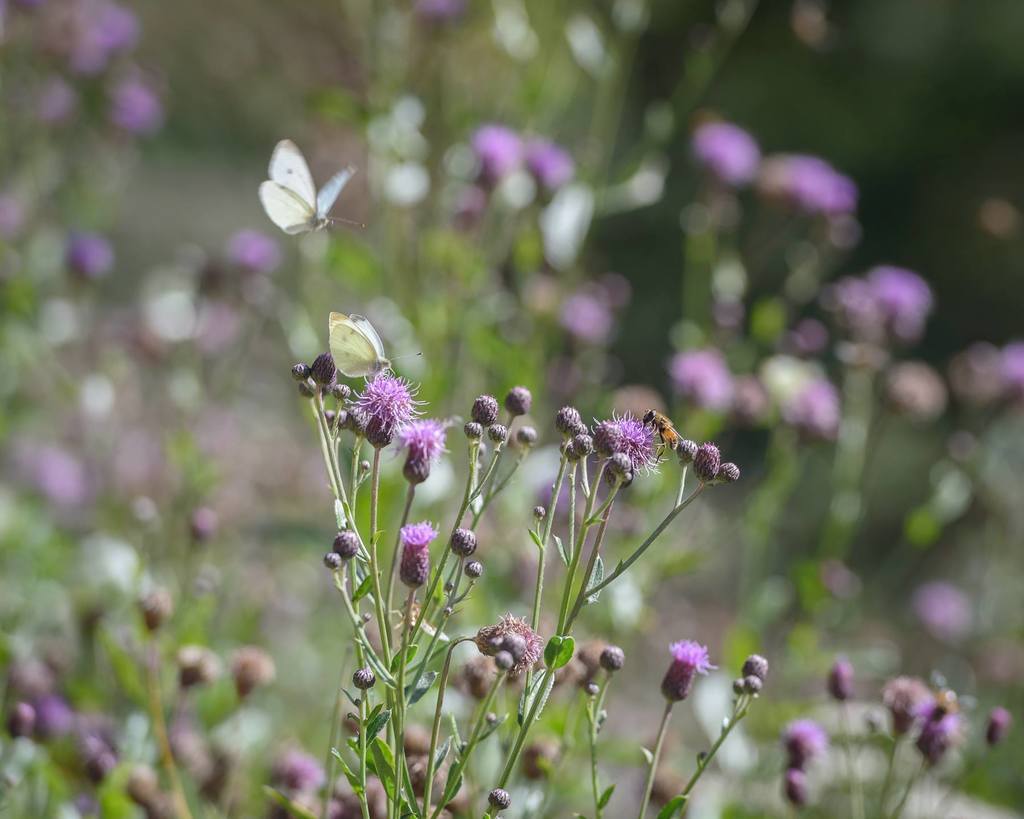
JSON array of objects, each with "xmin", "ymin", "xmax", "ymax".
[
  {"xmin": 661, "ymin": 640, "xmax": 715, "ymax": 701},
  {"xmin": 691, "ymin": 121, "xmax": 761, "ymax": 186},
  {"xmin": 882, "ymin": 677, "xmax": 932, "ymax": 736},
  {"xmin": 913, "ymin": 581, "xmax": 971, "ymax": 643},
  {"xmin": 66, "ymin": 231, "xmax": 114, "ymax": 279},
  {"xmin": 399, "ymin": 419, "xmax": 448, "ymax": 465},
  {"xmin": 782, "ymin": 378, "xmax": 840, "ymax": 440},
  {"xmin": 915, "ymin": 700, "xmax": 963, "ymax": 766},
  {"xmin": 0, "ymin": 193, "xmax": 26, "ymax": 240},
  {"xmin": 32, "ymin": 694, "xmax": 75, "ymax": 739},
  {"xmin": 110, "ymin": 76, "xmax": 163, "ymax": 134},
  {"xmin": 783, "ymin": 719, "xmax": 829, "ymax": 770},
  {"xmin": 226, "ymin": 229, "xmax": 281, "ymax": 274},
  {"xmin": 400, "ymin": 521, "xmax": 438, "ymax": 550},
  {"xmin": 561, "ymin": 291, "xmax": 613, "ymax": 344},
  {"xmin": 525, "ymin": 138, "xmax": 575, "ymax": 191},
  {"xmin": 592, "ymin": 413, "xmax": 657, "ymax": 474},
  {"xmin": 353, "ymin": 373, "xmax": 422, "ymax": 443},
  {"xmin": 67, "ymin": 0, "xmax": 140, "ymax": 74},
  {"xmin": 760, "ymin": 154, "xmax": 858, "ymax": 216},
  {"xmin": 36, "ymin": 76, "xmax": 78, "ymax": 124},
  {"xmin": 1001, "ymin": 341, "xmax": 1024, "ymax": 399},
  {"xmin": 472, "ymin": 124, "xmax": 523, "ymax": 184},
  {"xmin": 669, "ymin": 348, "xmax": 735, "ymax": 411},
  {"xmin": 787, "ymin": 318, "xmax": 829, "ymax": 357},
  {"xmin": 414, "ymin": 0, "xmax": 466, "ymax": 23},
  {"xmin": 271, "ymin": 748, "xmax": 325, "ymax": 793},
  {"xmin": 400, "ymin": 521, "xmax": 437, "ymax": 588},
  {"xmin": 18, "ymin": 444, "xmax": 90, "ymax": 508},
  {"xmin": 867, "ymin": 266, "xmax": 933, "ymax": 343}
]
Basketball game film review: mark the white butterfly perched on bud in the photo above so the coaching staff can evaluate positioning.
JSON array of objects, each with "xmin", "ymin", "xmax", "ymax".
[
  {"xmin": 329, "ymin": 312, "xmax": 392, "ymax": 377},
  {"xmin": 259, "ymin": 139, "xmax": 361, "ymax": 235}
]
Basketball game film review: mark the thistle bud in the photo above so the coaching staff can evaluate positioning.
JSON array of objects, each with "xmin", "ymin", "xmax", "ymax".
[
  {"xmin": 505, "ymin": 386, "xmax": 532, "ymax": 417},
  {"xmin": 472, "ymin": 395, "xmax": 500, "ymax": 426},
  {"xmin": 784, "ymin": 768, "xmax": 808, "ymax": 807},
  {"xmin": 330, "ymin": 383, "xmax": 351, "ymax": 401},
  {"xmin": 353, "ymin": 667, "xmax": 376, "ymax": 690},
  {"xmin": 190, "ymin": 506, "xmax": 219, "ymax": 542},
  {"xmin": 139, "ymin": 587, "xmax": 174, "ymax": 632},
  {"xmin": 343, "ymin": 409, "xmax": 369, "ymax": 436},
  {"xmin": 488, "ymin": 424, "xmax": 508, "ymax": 444},
  {"xmin": 7, "ymin": 702, "xmax": 35, "ymax": 738},
  {"xmin": 555, "ymin": 406, "xmax": 582, "ymax": 436},
  {"xmin": 661, "ymin": 641, "xmax": 714, "ymax": 702},
  {"xmin": 693, "ymin": 443, "xmax": 721, "ymax": 483},
  {"xmin": 125, "ymin": 765, "xmax": 160, "ymax": 808},
  {"xmin": 450, "ymin": 528, "xmax": 477, "ymax": 557},
  {"xmin": 333, "ymin": 531, "xmax": 360, "ymax": 560},
  {"xmin": 676, "ymin": 439, "xmax": 698, "ymax": 464},
  {"xmin": 365, "ymin": 417, "xmax": 395, "ymax": 449},
  {"xmin": 986, "ymin": 707, "xmax": 1012, "ymax": 746},
  {"xmin": 584, "ymin": 681, "xmax": 600, "ymax": 696},
  {"xmin": 732, "ymin": 677, "xmax": 746, "ymax": 695},
  {"xmin": 516, "ymin": 426, "xmax": 538, "ymax": 447},
  {"xmin": 310, "ymin": 352, "xmax": 336, "ymax": 386},
  {"xmin": 466, "ymin": 560, "xmax": 483, "ymax": 579},
  {"xmin": 743, "ymin": 675, "xmax": 763, "ymax": 695},
  {"xmin": 827, "ymin": 658, "xmax": 854, "ymax": 702},
  {"xmin": 403, "ymin": 458, "xmax": 431, "ymax": 484},
  {"xmin": 742, "ymin": 654, "xmax": 769, "ymax": 681},
  {"xmin": 177, "ymin": 645, "xmax": 222, "ymax": 688},
  {"xmin": 600, "ymin": 645, "xmax": 624, "ymax": 672},
  {"xmin": 607, "ymin": 452, "xmax": 632, "ymax": 481},
  {"xmin": 571, "ymin": 433, "xmax": 594, "ymax": 459},
  {"xmin": 488, "ymin": 788, "xmax": 512, "ymax": 811},
  {"xmin": 716, "ymin": 462, "xmax": 741, "ymax": 483},
  {"xmin": 464, "ymin": 421, "xmax": 483, "ymax": 440},
  {"xmin": 533, "ymin": 505, "xmax": 546, "ymax": 521},
  {"xmin": 291, "ymin": 363, "xmax": 311, "ymax": 381},
  {"xmin": 323, "ymin": 552, "xmax": 342, "ymax": 570}
]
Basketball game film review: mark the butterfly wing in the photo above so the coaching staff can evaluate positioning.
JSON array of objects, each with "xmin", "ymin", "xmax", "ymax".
[
  {"xmin": 347, "ymin": 314, "xmax": 387, "ymax": 360},
  {"xmin": 268, "ymin": 139, "xmax": 317, "ymax": 207},
  {"xmin": 259, "ymin": 181, "xmax": 316, "ymax": 234},
  {"xmin": 316, "ymin": 166, "xmax": 356, "ymax": 220},
  {"xmin": 329, "ymin": 312, "xmax": 385, "ymax": 377}
]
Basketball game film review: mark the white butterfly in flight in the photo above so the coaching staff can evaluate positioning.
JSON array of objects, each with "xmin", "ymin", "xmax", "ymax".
[
  {"xmin": 329, "ymin": 312, "xmax": 392, "ymax": 377},
  {"xmin": 259, "ymin": 139, "xmax": 360, "ymax": 235}
]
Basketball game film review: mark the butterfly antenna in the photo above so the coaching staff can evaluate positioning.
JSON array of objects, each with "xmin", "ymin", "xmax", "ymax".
[
  {"xmin": 391, "ymin": 352, "xmax": 423, "ymax": 363},
  {"xmin": 326, "ymin": 216, "xmax": 367, "ymax": 229}
]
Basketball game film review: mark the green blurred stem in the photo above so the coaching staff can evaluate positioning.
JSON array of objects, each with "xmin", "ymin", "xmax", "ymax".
[
  {"xmin": 367, "ymin": 448, "xmax": 391, "ymax": 661},
  {"xmin": 889, "ymin": 759, "xmax": 926, "ymax": 819},
  {"xmin": 387, "ymin": 484, "xmax": 417, "ymax": 622},
  {"xmin": 357, "ymin": 687, "xmax": 372, "ymax": 819},
  {"xmin": 333, "ymin": 568, "xmax": 394, "ymax": 686},
  {"xmin": 471, "ymin": 448, "xmax": 526, "ymax": 529},
  {"xmin": 676, "ymin": 694, "xmax": 751, "ymax": 804},
  {"xmin": 350, "ymin": 435, "xmax": 364, "ymax": 510},
  {"xmin": 681, "ymin": 222, "xmax": 718, "ymax": 329},
  {"xmin": 496, "ymin": 667, "xmax": 554, "ymax": 789},
  {"xmin": 839, "ymin": 705, "xmax": 866, "ymax": 819},
  {"xmin": 392, "ymin": 591, "xmax": 416, "ymax": 819},
  {"xmin": 638, "ymin": 701, "xmax": 674, "ymax": 819},
  {"xmin": 565, "ymin": 491, "xmax": 619, "ymax": 631},
  {"xmin": 322, "ymin": 660, "xmax": 350, "ymax": 819},
  {"xmin": 422, "ymin": 637, "xmax": 472, "ymax": 815},
  {"xmin": 588, "ymin": 676, "xmax": 611, "ymax": 819},
  {"xmin": 145, "ymin": 642, "xmax": 194, "ymax": 819},
  {"xmin": 878, "ymin": 737, "xmax": 901, "ymax": 817}
]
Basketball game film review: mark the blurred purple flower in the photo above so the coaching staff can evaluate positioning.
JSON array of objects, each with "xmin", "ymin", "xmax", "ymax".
[
  {"xmin": 32, "ymin": 694, "xmax": 75, "ymax": 739},
  {"xmin": 669, "ymin": 348, "xmax": 735, "ymax": 411},
  {"xmin": 560, "ymin": 291, "xmax": 613, "ymax": 344},
  {"xmin": 783, "ymin": 719, "xmax": 829, "ymax": 770},
  {"xmin": 525, "ymin": 138, "xmax": 575, "ymax": 191},
  {"xmin": 18, "ymin": 444, "xmax": 89, "ymax": 508},
  {"xmin": 866, "ymin": 265, "xmax": 933, "ymax": 343},
  {"xmin": 67, "ymin": 1, "xmax": 140, "ymax": 75},
  {"xmin": 786, "ymin": 318, "xmax": 829, "ymax": 357},
  {"xmin": 226, "ymin": 229, "xmax": 281, "ymax": 274},
  {"xmin": 782, "ymin": 378, "xmax": 840, "ymax": 440},
  {"xmin": 110, "ymin": 75, "xmax": 163, "ymax": 133},
  {"xmin": 36, "ymin": 76, "xmax": 78, "ymax": 124},
  {"xmin": 0, "ymin": 193, "xmax": 26, "ymax": 240},
  {"xmin": 398, "ymin": 419, "xmax": 447, "ymax": 466},
  {"xmin": 913, "ymin": 581, "xmax": 971, "ymax": 642},
  {"xmin": 598, "ymin": 272, "xmax": 632, "ymax": 309},
  {"xmin": 759, "ymin": 154, "xmax": 858, "ymax": 216},
  {"xmin": 66, "ymin": 231, "xmax": 114, "ymax": 279},
  {"xmin": 271, "ymin": 748, "xmax": 325, "ymax": 793},
  {"xmin": 1001, "ymin": 341, "xmax": 1024, "ymax": 399},
  {"xmin": 692, "ymin": 121, "xmax": 761, "ymax": 186},
  {"xmin": 472, "ymin": 124, "xmax": 523, "ymax": 184},
  {"xmin": 195, "ymin": 301, "xmax": 241, "ymax": 354},
  {"xmin": 414, "ymin": 0, "xmax": 466, "ymax": 23},
  {"xmin": 915, "ymin": 700, "xmax": 963, "ymax": 765}
]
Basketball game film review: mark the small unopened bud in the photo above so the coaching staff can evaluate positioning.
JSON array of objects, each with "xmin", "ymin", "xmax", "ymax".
[
  {"xmin": 344, "ymin": 409, "xmax": 369, "ymax": 436},
  {"xmin": 126, "ymin": 765, "xmax": 160, "ymax": 808},
  {"xmin": 693, "ymin": 443, "xmax": 721, "ymax": 483},
  {"xmin": 465, "ymin": 560, "xmax": 483, "ymax": 579},
  {"xmin": 323, "ymin": 552, "xmax": 342, "ymax": 570},
  {"xmin": 533, "ymin": 505, "xmax": 546, "ymax": 521},
  {"xmin": 177, "ymin": 645, "xmax": 221, "ymax": 688},
  {"xmin": 986, "ymin": 706, "xmax": 1012, "ymax": 746},
  {"xmin": 585, "ymin": 681, "xmax": 600, "ymax": 697},
  {"xmin": 742, "ymin": 654, "xmax": 769, "ymax": 681},
  {"xmin": 190, "ymin": 506, "xmax": 219, "ymax": 542},
  {"xmin": 600, "ymin": 645, "xmax": 624, "ymax": 672},
  {"xmin": 139, "ymin": 588, "xmax": 173, "ymax": 632},
  {"xmin": 743, "ymin": 675, "xmax": 763, "ymax": 695},
  {"xmin": 298, "ymin": 380, "xmax": 316, "ymax": 397},
  {"xmin": 569, "ymin": 420, "xmax": 589, "ymax": 438},
  {"xmin": 555, "ymin": 406, "xmax": 582, "ymax": 436},
  {"xmin": 571, "ymin": 433, "xmax": 594, "ymax": 459},
  {"xmin": 330, "ymin": 383, "xmax": 350, "ymax": 401},
  {"xmin": 353, "ymin": 667, "xmax": 376, "ymax": 690},
  {"xmin": 486, "ymin": 712, "xmax": 498, "ymax": 724},
  {"xmin": 291, "ymin": 363, "xmax": 311, "ymax": 381},
  {"xmin": 488, "ymin": 424, "xmax": 508, "ymax": 444},
  {"xmin": 784, "ymin": 768, "xmax": 808, "ymax": 806},
  {"xmin": 607, "ymin": 452, "xmax": 632, "ymax": 480},
  {"xmin": 360, "ymin": 459, "xmax": 371, "ymax": 473},
  {"xmin": 310, "ymin": 352, "xmax": 336, "ymax": 386},
  {"xmin": 450, "ymin": 528, "xmax": 477, "ymax": 557},
  {"xmin": 464, "ymin": 421, "xmax": 484, "ymax": 440},
  {"xmin": 333, "ymin": 531, "xmax": 360, "ymax": 560},
  {"xmin": 7, "ymin": 702, "xmax": 35, "ymax": 738},
  {"xmin": 504, "ymin": 386, "xmax": 532, "ymax": 417},
  {"xmin": 442, "ymin": 606, "xmax": 453, "ymax": 617},
  {"xmin": 677, "ymin": 439, "xmax": 698, "ymax": 464},
  {"xmin": 495, "ymin": 651, "xmax": 514, "ymax": 671},
  {"xmin": 472, "ymin": 395, "xmax": 500, "ymax": 426},
  {"xmin": 827, "ymin": 658, "xmax": 854, "ymax": 702},
  {"xmin": 516, "ymin": 426, "xmax": 538, "ymax": 446},
  {"xmin": 403, "ymin": 458, "xmax": 431, "ymax": 484},
  {"xmin": 488, "ymin": 788, "xmax": 512, "ymax": 810},
  {"xmin": 732, "ymin": 677, "xmax": 746, "ymax": 695},
  {"xmin": 231, "ymin": 646, "xmax": 276, "ymax": 698}
]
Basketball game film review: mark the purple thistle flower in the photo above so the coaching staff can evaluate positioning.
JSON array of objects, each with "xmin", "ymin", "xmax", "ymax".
[
  {"xmin": 400, "ymin": 521, "xmax": 437, "ymax": 587},
  {"xmin": 472, "ymin": 124, "xmax": 523, "ymax": 184},
  {"xmin": 660, "ymin": 640, "xmax": 715, "ymax": 701},
  {"xmin": 560, "ymin": 291, "xmax": 613, "ymax": 344},
  {"xmin": 783, "ymin": 719, "xmax": 829, "ymax": 770},
  {"xmin": 1001, "ymin": 341, "xmax": 1024, "ymax": 399},
  {"xmin": 915, "ymin": 700, "xmax": 962, "ymax": 766},
  {"xmin": 36, "ymin": 76, "xmax": 78, "ymax": 124},
  {"xmin": 592, "ymin": 413, "xmax": 657, "ymax": 474},
  {"xmin": 66, "ymin": 0, "xmax": 140, "ymax": 75},
  {"xmin": 782, "ymin": 377, "xmax": 840, "ymax": 440},
  {"xmin": 912, "ymin": 581, "xmax": 972, "ymax": 643},
  {"xmin": 18, "ymin": 444, "xmax": 90, "ymax": 508},
  {"xmin": 399, "ymin": 419, "xmax": 448, "ymax": 484},
  {"xmin": 109, "ymin": 75, "xmax": 163, "ymax": 134},
  {"xmin": 669, "ymin": 348, "xmax": 735, "ymax": 411},
  {"xmin": 691, "ymin": 121, "xmax": 761, "ymax": 186},
  {"xmin": 866, "ymin": 265, "xmax": 933, "ymax": 343},
  {"xmin": 759, "ymin": 153, "xmax": 858, "ymax": 216},
  {"xmin": 525, "ymin": 138, "xmax": 575, "ymax": 191},
  {"xmin": 882, "ymin": 676, "xmax": 932, "ymax": 736},
  {"xmin": 66, "ymin": 231, "xmax": 114, "ymax": 279},
  {"xmin": 353, "ymin": 373, "xmax": 422, "ymax": 445},
  {"xmin": 783, "ymin": 767, "xmax": 808, "ymax": 807},
  {"xmin": 32, "ymin": 694, "xmax": 75, "ymax": 740},
  {"xmin": 271, "ymin": 748, "xmax": 326, "ymax": 793},
  {"xmin": 226, "ymin": 229, "xmax": 281, "ymax": 274}
]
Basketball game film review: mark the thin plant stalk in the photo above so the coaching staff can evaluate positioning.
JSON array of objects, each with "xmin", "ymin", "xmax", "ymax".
[
  {"xmin": 322, "ymin": 660, "xmax": 350, "ymax": 819},
  {"xmin": 391, "ymin": 590, "xmax": 416, "ymax": 818},
  {"xmin": 367, "ymin": 448, "xmax": 391, "ymax": 660},
  {"xmin": 638, "ymin": 701, "xmax": 674, "ymax": 819},
  {"xmin": 889, "ymin": 759, "xmax": 926, "ymax": 819},
  {"xmin": 840, "ymin": 705, "xmax": 866, "ymax": 819},
  {"xmin": 531, "ymin": 454, "xmax": 570, "ymax": 633},
  {"xmin": 421, "ymin": 637, "xmax": 472, "ymax": 814},
  {"xmin": 588, "ymin": 675, "xmax": 611, "ymax": 819},
  {"xmin": 145, "ymin": 642, "xmax": 194, "ymax": 819},
  {"xmin": 878, "ymin": 737, "xmax": 901, "ymax": 816},
  {"xmin": 676, "ymin": 694, "xmax": 752, "ymax": 805},
  {"xmin": 565, "ymin": 490, "xmax": 619, "ymax": 630}
]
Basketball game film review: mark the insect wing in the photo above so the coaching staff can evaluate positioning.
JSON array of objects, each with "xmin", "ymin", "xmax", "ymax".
[
  {"xmin": 316, "ymin": 166, "xmax": 356, "ymax": 220},
  {"xmin": 268, "ymin": 139, "xmax": 317, "ymax": 207},
  {"xmin": 329, "ymin": 312, "xmax": 383, "ymax": 377},
  {"xmin": 259, "ymin": 181, "xmax": 316, "ymax": 234}
]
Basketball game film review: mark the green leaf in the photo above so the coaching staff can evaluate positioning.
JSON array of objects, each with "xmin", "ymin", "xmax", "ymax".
[
  {"xmin": 440, "ymin": 766, "xmax": 463, "ymax": 806},
  {"xmin": 406, "ymin": 671, "xmax": 438, "ymax": 705},
  {"xmin": 351, "ymin": 573, "xmax": 374, "ymax": 603},
  {"xmin": 365, "ymin": 708, "xmax": 391, "ymax": 743},
  {"xmin": 553, "ymin": 534, "xmax": 570, "ymax": 567},
  {"xmin": 330, "ymin": 748, "xmax": 363, "ymax": 794},
  {"xmin": 585, "ymin": 555, "xmax": 604, "ymax": 604},
  {"xmin": 529, "ymin": 529, "xmax": 545, "ymax": 551},
  {"xmin": 598, "ymin": 784, "xmax": 616, "ymax": 809},
  {"xmin": 543, "ymin": 635, "xmax": 575, "ymax": 670},
  {"xmin": 263, "ymin": 786, "xmax": 319, "ymax": 819},
  {"xmin": 369, "ymin": 737, "xmax": 396, "ymax": 799},
  {"xmin": 341, "ymin": 686, "xmax": 361, "ymax": 708},
  {"xmin": 655, "ymin": 795, "xmax": 687, "ymax": 819},
  {"xmin": 433, "ymin": 737, "xmax": 451, "ymax": 770}
]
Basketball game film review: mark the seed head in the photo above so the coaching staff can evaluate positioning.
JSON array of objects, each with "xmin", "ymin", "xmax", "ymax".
[
  {"xmin": 466, "ymin": 560, "xmax": 483, "ymax": 579},
  {"xmin": 494, "ymin": 651, "xmax": 514, "ymax": 671},
  {"xmin": 353, "ymin": 667, "xmax": 376, "ymax": 690},
  {"xmin": 555, "ymin": 406, "xmax": 582, "ymax": 436},
  {"xmin": 333, "ymin": 531, "xmax": 360, "ymax": 560},
  {"xmin": 599, "ymin": 645, "xmax": 625, "ymax": 672},
  {"xmin": 450, "ymin": 528, "xmax": 477, "ymax": 557},
  {"xmin": 472, "ymin": 395, "xmax": 500, "ymax": 426},
  {"xmin": 488, "ymin": 788, "xmax": 511, "ymax": 810},
  {"xmin": 177, "ymin": 645, "xmax": 222, "ymax": 689},
  {"xmin": 230, "ymin": 646, "xmax": 276, "ymax": 698},
  {"xmin": 693, "ymin": 443, "xmax": 721, "ymax": 483},
  {"xmin": 488, "ymin": 424, "xmax": 508, "ymax": 444},
  {"xmin": 291, "ymin": 363, "xmax": 311, "ymax": 381},
  {"xmin": 310, "ymin": 352, "xmax": 336, "ymax": 386},
  {"xmin": 504, "ymin": 386, "xmax": 532, "ymax": 417},
  {"xmin": 474, "ymin": 614, "xmax": 542, "ymax": 677},
  {"xmin": 139, "ymin": 587, "xmax": 173, "ymax": 632},
  {"xmin": 661, "ymin": 640, "xmax": 715, "ymax": 702}
]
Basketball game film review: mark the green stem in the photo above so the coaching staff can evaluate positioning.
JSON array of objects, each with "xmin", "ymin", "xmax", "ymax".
[
  {"xmin": 367, "ymin": 448, "xmax": 391, "ymax": 660},
  {"xmin": 878, "ymin": 737, "xmax": 900, "ymax": 817},
  {"xmin": 392, "ymin": 591, "xmax": 416, "ymax": 819},
  {"xmin": 471, "ymin": 449, "xmax": 527, "ymax": 528},
  {"xmin": 588, "ymin": 677, "xmax": 610, "ymax": 819},
  {"xmin": 531, "ymin": 455, "xmax": 570, "ymax": 633},
  {"xmin": 565, "ymin": 490, "xmax": 619, "ymax": 630},
  {"xmin": 144, "ymin": 642, "xmax": 194, "ymax": 819},
  {"xmin": 357, "ymin": 688, "xmax": 371, "ymax": 819},
  {"xmin": 889, "ymin": 759, "xmax": 926, "ymax": 819},
  {"xmin": 496, "ymin": 667, "xmax": 554, "ymax": 788},
  {"xmin": 556, "ymin": 463, "xmax": 607, "ymax": 632},
  {"xmin": 322, "ymin": 662, "xmax": 349, "ymax": 819},
  {"xmin": 422, "ymin": 637, "xmax": 473, "ymax": 815},
  {"xmin": 841, "ymin": 705, "xmax": 866, "ymax": 819},
  {"xmin": 638, "ymin": 701, "xmax": 674, "ymax": 819},
  {"xmin": 677, "ymin": 697, "xmax": 750, "ymax": 803}
]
